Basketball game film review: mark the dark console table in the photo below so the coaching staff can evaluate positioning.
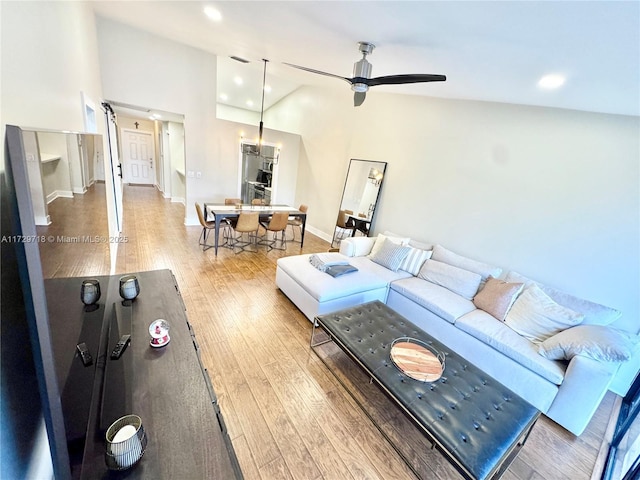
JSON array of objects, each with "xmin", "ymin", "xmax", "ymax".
[{"xmin": 45, "ymin": 269, "xmax": 242, "ymax": 479}]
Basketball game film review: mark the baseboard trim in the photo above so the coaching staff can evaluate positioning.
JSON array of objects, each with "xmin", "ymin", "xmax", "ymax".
[
  {"xmin": 35, "ymin": 215, "xmax": 51, "ymax": 226},
  {"xmin": 47, "ymin": 190, "xmax": 73, "ymax": 204}
]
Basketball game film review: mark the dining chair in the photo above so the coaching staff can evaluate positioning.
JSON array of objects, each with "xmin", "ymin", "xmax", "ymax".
[
  {"xmin": 195, "ymin": 202, "xmax": 215, "ymax": 251},
  {"xmin": 230, "ymin": 211, "xmax": 260, "ymax": 253},
  {"xmin": 287, "ymin": 204, "xmax": 308, "ymax": 244},
  {"xmin": 251, "ymin": 198, "xmax": 266, "ymax": 206},
  {"xmin": 258, "ymin": 211, "xmax": 289, "ymax": 251},
  {"xmin": 331, "ymin": 209, "xmax": 357, "ymax": 247},
  {"xmin": 222, "ymin": 198, "xmax": 242, "ymax": 247}
]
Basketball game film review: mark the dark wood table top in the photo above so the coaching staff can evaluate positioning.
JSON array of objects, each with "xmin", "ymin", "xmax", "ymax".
[{"xmin": 45, "ymin": 269, "xmax": 242, "ymax": 480}]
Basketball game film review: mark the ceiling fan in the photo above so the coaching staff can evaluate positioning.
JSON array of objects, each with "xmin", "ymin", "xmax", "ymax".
[{"xmin": 284, "ymin": 42, "xmax": 446, "ymax": 106}]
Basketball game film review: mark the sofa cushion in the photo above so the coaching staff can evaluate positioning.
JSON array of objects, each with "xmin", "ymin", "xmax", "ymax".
[
  {"xmin": 339, "ymin": 236, "xmax": 376, "ymax": 257},
  {"xmin": 417, "ymin": 259, "xmax": 482, "ymax": 300},
  {"xmin": 504, "ymin": 284, "xmax": 585, "ymax": 344},
  {"xmin": 538, "ymin": 325, "xmax": 640, "ymax": 362},
  {"xmin": 369, "ymin": 233, "xmax": 411, "ymax": 258},
  {"xmin": 505, "ymin": 271, "xmax": 622, "ymax": 326},
  {"xmin": 349, "ymin": 256, "xmax": 412, "ymax": 283},
  {"xmin": 456, "ymin": 310, "xmax": 566, "ymax": 385},
  {"xmin": 408, "ymin": 239, "xmax": 433, "ymax": 251},
  {"xmin": 370, "ymin": 238, "xmax": 411, "ymax": 272},
  {"xmin": 473, "ymin": 277, "xmax": 524, "ymax": 321},
  {"xmin": 389, "ymin": 277, "xmax": 476, "ymax": 324},
  {"xmin": 399, "ymin": 246, "xmax": 432, "ymax": 275},
  {"xmin": 276, "ymin": 254, "xmax": 389, "ymax": 302},
  {"xmin": 431, "ymin": 245, "xmax": 502, "ymax": 282}
]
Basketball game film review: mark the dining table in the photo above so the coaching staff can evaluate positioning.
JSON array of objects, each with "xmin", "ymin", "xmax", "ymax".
[
  {"xmin": 348, "ymin": 214, "xmax": 372, "ymax": 237},
  {"xmin": 204, "ymin": 203, "xmax": 307, "ymax": 255}
]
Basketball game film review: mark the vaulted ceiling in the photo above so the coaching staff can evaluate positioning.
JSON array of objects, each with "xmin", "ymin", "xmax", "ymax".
[{"xmin": 92, "ymin": 1, "xmax": 639, "ymax": 117}]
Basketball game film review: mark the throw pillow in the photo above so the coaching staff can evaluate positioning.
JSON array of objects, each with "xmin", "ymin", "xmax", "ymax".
[
  {"xmin": 505, "ymin": 271, "xmax": 622, "ymax": 327},
  {"xmin": 538, "ymin": 325, "xmax": 640, "ymax": 362},
  {"xmin": 431, "ymin": 245, "xmax": 502, "ymax": 281},
  {"xmin": 370, "ymin": 238, "xmax": 411, "ymax": 272},
  {"xmin": 399, "ymin": 247, "xmax": 433, "ymax": 276},
  {"xmin": 417, "ymin": 259, "xmax": 482, "ymax": 300},
  {"xmin": 368, "ymin": 233, "xmax": 410, "ymax": 258},
  {"xmin": 473, "ymin": 277, "xmax": 524, "ymax": 321},
  {"xmin": 504, "ymin": 284, "xmax": 585, "ymax": 344}
]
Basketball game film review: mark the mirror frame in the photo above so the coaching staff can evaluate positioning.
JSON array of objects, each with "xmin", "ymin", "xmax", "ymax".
[{"xmin": 338, "ymin": 158, "xmax": 387, "ymax": 237}]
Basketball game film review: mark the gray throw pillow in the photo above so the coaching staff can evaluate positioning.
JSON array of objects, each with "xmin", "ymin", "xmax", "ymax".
[
  {"xmin": 370, "ymin": 238, "xmax": 411, "ymax": 272},
  {"xmin": 505, "ymin": 284, "xmax": 585, "ymax": 344},
  {"xmin": 538, "ymin": 325, "xmax": 640, "ymax": 362}
]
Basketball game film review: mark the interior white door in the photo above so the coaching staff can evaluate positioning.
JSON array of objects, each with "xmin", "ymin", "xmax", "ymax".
[{"xmin": 122, "ymin": 130, "xmax": 154, "ymax": 184}]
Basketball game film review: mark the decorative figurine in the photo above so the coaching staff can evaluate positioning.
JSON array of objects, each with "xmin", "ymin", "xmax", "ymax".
[{"xmin": 148, "ymin": 319, "xmax": 170, "ymax": 348}]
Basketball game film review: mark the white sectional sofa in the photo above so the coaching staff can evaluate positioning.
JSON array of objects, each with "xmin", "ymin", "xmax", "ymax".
[{"xmin": 275, "ymin": 233, "xmax": 639, "ymax": 436}]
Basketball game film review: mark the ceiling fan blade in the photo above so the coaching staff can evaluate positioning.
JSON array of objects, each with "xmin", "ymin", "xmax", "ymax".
[
  {"xmin": 283, "ymin": 62, "xmax": 352, "ymax": 85},
  {"xmin": 354, "ymin": 91, "xmax": 366, "ymax": 107},
  {"xmin": 361, "ymin": 74, "xmax": 447, "ymax": 87}
]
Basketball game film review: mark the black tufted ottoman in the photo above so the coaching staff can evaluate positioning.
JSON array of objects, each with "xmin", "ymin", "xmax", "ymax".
[{"xmin": 311, "ymin": 301, "xmax": 539, "ymax": 480}]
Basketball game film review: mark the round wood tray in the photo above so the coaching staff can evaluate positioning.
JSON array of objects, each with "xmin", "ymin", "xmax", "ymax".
[{"xmin": 390, "ymin": 337, "xmax": 445, "ymax": 382}]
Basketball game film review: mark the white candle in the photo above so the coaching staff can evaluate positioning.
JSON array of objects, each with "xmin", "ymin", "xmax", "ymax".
[{"xmin": 113, "ymin": 424, "xmax": 137, "ymax": 443}]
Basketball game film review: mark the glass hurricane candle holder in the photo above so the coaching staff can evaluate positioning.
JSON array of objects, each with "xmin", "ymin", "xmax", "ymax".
[
  {"xmin": 119, "ymin": 275, "xmax": 140, "ymax": 306},
  {"xmin": 80, "ymin": 279, "xmax": 101, "ymax": 312}
]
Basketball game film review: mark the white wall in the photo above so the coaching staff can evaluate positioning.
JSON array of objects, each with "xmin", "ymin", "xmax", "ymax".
[
  {"xmin": 168, "ymin": 121, "xmax": 185, "ymax": 204},
  {"xmin": 38, "ymin": 132, "xmax": 72, "ymax": 202},
  {"xmin": 268, "ymin": 85, "xmax": 640, "ymax": 393},
  {"xmin": 0, "ymin": 2, "xmax": 106, "ymax": 477},
  {"xmin": 21, "ymin": 131, "xmax": 50, "ymax": 225},
  {"xmin": 217, "ymin": 103, "xmax": 260, "ymax": 125},
  {"xmin": 96, "ymin": 18, "xmax": 301, "ymax": 225},
  {"xmin": 96, "ymin": 17, "xmax": 215, "ymax": 224},
  {"xmin": 0, "ymin": 1, "xmax": 117, "ymax": 241}
]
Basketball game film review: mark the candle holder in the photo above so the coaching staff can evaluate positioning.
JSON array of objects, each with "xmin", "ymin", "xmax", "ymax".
[
  {"xmin": 149, "ymin": 319, "xmax": 170, "ymax": 348},
  {"xmin": 105, "ymin": 414, "xmax": 147, "ymax": 470},
  {"xmin": 80, "ymin": 279, "xmax": 101, "ymax": 312},
  {"xmin": 119, "ymin": 275, "xmax": 140, "ymax": 306}
]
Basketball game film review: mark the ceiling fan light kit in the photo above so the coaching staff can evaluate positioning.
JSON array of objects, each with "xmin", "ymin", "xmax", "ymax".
[{"xmin": 285, "ymin": 41, "xmax": 446, "ymax": 106}]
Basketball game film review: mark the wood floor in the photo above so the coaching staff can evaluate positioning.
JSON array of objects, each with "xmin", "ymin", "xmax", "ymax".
[{"xmin": 39, "ymin": 184, "xmax": 616, "ymax": 480}]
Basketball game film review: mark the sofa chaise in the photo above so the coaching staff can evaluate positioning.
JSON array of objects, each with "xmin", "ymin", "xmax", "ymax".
[{"xmin": 275, "ymin": 233, "xmax": 639, "ymax": 436}]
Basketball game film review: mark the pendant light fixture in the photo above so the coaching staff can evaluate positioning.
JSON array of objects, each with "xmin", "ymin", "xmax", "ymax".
[{"xmin": 256, "ymin": 58, "xmax": 268, "ymax": 158}]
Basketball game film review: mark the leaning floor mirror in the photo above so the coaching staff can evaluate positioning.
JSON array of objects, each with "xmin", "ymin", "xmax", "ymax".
[{"xmin": 333, "ymin": 159, "xmax": 387, "ymax": 246}]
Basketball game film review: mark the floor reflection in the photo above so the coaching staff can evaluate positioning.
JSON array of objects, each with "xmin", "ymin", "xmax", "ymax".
[{"xmin": 36, "ymin": 182, "xmax": 111, "ymax": 278}]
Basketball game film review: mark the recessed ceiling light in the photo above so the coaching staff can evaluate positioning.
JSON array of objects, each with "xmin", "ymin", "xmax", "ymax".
[
  {"xmin": 538, "ymin": 74, "xmax": 566, "ymax": 89},
  {"xmin": 204, "ymin": 6, "xmax": 222, "ymax": 22},
  {"xmin": 234, "ymin": 76, "xmax": 243, "ymax": 86},
  {"xmin": 246, "ymin": 100, "xmax": 254, "ymax": 107},
  {"xmin": 219, "ymin": 93, "xmax": 228, "ymax": 101},
  {"xmin": 263, "ymin": 85, "xmax": 272, "ymax": 93},
  {"xmin": 152, "ymin": 113, "xmax": 161, "ymax": 119}
]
